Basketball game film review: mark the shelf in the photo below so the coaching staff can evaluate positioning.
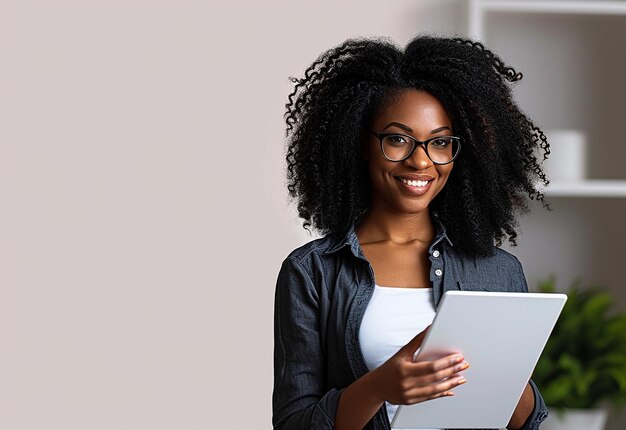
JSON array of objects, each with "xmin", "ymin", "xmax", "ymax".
[
  {"xmin": 469, "ymin": 2, "xmax": 626, "ymax": 200},
  {"xmin": 537, "ymin": 180, "xmax": 626, "ymax": 197},
  {"xmin": 469, "ymin": 0, "xmax": 626, "ymax": 39},
  {"xmin": 473, "ymin": 1, "xmax": 626, "ymax": 15}
]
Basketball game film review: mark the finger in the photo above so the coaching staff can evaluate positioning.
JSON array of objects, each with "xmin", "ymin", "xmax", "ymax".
[
  {"xmin": 404, "ymin": 389, "xmax": 455, "ymax": 405},
  {"xmin": 404, "ymin": 375, "xmax": 467, "ymax": 401},
  {"xmin": 424, "ymin": 390, "xmax": 455, "ymax": 402},
  {"xmin": 415, "ymin": 359, "xmax": 470, "ymax": 385},
  {"xmin": 407, "ymin": 353, "xmax": 465, "ymax": 375},
  {"xmin": 429, "ymin": 375, "xmax": 467, "ymax": 395}
]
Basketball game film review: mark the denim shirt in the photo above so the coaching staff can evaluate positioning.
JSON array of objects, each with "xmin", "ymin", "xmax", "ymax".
[{"xmin": 273, "ymin": 214, "xmax": 549, "ymax": 430}]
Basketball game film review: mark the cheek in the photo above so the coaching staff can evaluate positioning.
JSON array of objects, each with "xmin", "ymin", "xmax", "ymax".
[
  {"xmin": 437, "ymin": 165, "xmax": 454, "ymax": 185},
  {"xmin": 367, "ymin": 148, "xmax": 389, "ymax": 174},
  {"xmin": 366, "ymin": 159, "xmax": 393, "ymax": 191}
]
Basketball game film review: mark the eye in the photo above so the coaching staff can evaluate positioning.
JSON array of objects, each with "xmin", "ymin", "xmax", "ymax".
[
  {"xmin": 430, "ymin": 137, "xmax": 453, "ymax": 148},
  {"xmin": 386, "ymin": 134, "xmax": 410, "ymax": 146}
]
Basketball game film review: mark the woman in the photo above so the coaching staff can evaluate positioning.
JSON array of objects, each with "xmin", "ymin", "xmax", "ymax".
[{"xmin": 273, "ymin": 34, "xmax": 551, "ymax": 430}]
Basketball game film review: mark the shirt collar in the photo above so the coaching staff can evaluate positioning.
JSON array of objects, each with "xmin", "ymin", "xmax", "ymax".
[{"xmin": 323, "ymin": 211, "xmax": 454, "ymax": 258}]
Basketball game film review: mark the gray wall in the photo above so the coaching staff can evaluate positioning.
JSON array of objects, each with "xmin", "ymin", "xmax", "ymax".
[
  {"xmin": 2, "ymin": 0, "xmax": 623, "ymax": 429},
  {"xmin": 0, "ymin": 1, "xmax": 466, "ymax": 429}
]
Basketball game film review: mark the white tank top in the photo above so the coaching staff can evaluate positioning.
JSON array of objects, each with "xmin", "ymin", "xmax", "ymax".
[{"xmin": 359, "ymin": 284, "xmax": 441, "ymax": 430}]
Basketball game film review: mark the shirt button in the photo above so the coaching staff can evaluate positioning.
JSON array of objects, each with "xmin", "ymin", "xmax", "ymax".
[
  {"xmin": 432, "ymin": 250, "xmax": 440, "ymax": 258},
  {"xmin": 435, "ymin": 269, "xmax": 443, "ymax": 277}
]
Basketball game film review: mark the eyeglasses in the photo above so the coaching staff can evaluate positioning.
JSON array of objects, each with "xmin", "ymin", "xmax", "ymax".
[{"xmin": 369, "ymin": 131, "xmax": 462, "ymax": 165}]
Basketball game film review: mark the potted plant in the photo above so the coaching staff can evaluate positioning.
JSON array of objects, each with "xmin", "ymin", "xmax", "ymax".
[{"xmin": 532, "ymin": 277, "xmax": 626, "ymax": 430}]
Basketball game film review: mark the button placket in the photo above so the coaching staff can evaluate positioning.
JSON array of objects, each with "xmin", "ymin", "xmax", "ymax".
[
  {"xmin": 429, "ymin": 247, "xmax": 445, "ymax": 307},
  {"xmin": 430, "ymin": 249, "xmax": 444, "ymax": 280}
]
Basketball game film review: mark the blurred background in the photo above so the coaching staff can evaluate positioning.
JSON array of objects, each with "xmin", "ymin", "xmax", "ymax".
[{"xmin": 1, "ymin": 0, "xmax": 624, "ymax": 429}]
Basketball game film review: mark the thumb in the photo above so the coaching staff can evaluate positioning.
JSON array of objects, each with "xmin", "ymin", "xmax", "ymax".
[{"xmin": 400, "ymin": 325, "xmax": 431, "ymax": 358}]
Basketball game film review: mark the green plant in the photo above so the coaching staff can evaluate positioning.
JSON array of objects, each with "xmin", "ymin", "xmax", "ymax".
[{"xmin": 532, "ymin": 277, "xmax": 626, "ymax": 410}]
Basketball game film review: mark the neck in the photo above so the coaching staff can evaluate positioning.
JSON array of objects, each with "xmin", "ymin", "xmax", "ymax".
[{"xmin": 356, "ymin": 204, "xmax": 436, "ymax": 246}]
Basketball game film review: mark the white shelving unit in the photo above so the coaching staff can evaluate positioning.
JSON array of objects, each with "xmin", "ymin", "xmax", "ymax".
[
  {"xmin": 469, "ymin": 4, "xmax": 626, "ymax": 429},
  {"xmin": 469, "ymin": 5, "xmax": 626, "ymax": 430},
  {"xmin": 470, "ymin": 0, "xmax": 626, "ymax": 40},
  {"xmin": 541, "ymin": 180, "xmax": 626, "ymax": 197},
  {"xmin": 469, "ymin": 0, "xmax": 626, "ymax": 198}
]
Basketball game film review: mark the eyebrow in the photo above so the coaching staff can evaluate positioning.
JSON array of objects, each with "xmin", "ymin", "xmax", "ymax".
[{"xmin": 382, "ymin": 122, "xmax": 452, "ymax": 134}]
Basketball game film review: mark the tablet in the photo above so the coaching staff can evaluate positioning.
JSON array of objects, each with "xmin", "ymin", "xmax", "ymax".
[{"xmin": 390, "ymin": 290, "xmax": 567, "ymax": 429}]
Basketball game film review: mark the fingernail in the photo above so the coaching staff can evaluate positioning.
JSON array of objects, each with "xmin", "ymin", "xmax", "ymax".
[
  {"xmin": 456, "ymin": 362, "xmax": 470, "ymax": 371},
  {"xmin": 457, "ymin": 377, "xmax": 467, "ymax": 385},
  {"xmin": 446, "ymin": 391, "xmax": 455, "ymax": 396},
  {"xmin": 452, "ymin": 355, "xmax": 463, "ymax": 364}
]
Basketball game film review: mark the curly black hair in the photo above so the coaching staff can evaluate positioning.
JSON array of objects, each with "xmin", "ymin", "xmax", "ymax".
[{"xmin": 284, "ymin": 34, "xmax": 551, "ymax": 257}]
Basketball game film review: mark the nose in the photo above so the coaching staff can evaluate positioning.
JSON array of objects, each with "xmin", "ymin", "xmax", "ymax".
[{"xmin": 402, "ymin": 143, "xmax": 432, "ymax": 170}]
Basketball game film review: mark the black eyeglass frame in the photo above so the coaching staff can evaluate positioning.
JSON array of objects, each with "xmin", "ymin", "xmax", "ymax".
[{"xmin": 369, "ymin": 130, "xmax": 462, "ymax": 165}]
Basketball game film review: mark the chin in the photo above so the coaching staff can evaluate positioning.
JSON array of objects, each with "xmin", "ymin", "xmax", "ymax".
[{"xmin": 395, "ymin": 200, "xmax": 432, "ymax": 215}]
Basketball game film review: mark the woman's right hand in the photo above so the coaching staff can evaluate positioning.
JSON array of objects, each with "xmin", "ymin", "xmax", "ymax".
[{"xmin": 369, "ymin": 326, "xmax": 470, "ymax": 405}]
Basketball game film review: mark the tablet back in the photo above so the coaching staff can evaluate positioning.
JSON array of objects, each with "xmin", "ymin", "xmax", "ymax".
[{"xmin": 390, "ymin": 290, "xmax": 566, "ymax": 429}]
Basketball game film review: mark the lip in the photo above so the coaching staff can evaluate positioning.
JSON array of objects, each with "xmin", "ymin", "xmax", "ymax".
[
  {"xmin": 395, "ymin": 174, "xmax": 435, "ymax": 181},
  {"xmin": 395, "ymin": 176, "xmax": 434, "ymax": 196}
]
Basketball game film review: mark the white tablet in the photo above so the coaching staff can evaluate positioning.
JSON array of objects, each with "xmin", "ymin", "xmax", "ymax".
[{"xmin": 391, "ymin": 290, "xmax": 567, "ymax": 429}]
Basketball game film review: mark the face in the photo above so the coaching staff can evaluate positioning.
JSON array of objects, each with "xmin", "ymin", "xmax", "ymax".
[{"xmin": 363, "ymin": 89, "xmax": 455, "ymax": 215}]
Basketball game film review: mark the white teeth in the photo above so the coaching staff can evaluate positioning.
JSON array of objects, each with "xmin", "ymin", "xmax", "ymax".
[{"xmin": 399, "ymin": 178, "xmax": 430, "ymax": 187}]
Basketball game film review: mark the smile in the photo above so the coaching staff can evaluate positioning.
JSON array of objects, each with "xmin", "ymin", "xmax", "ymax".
[
  {"xmin": 395, "ymin": 176, "xmax": 434, "ymax": 196},
  {"xmin": 398, "ymin": 178, "xmax": 430, "ymax": 187}
]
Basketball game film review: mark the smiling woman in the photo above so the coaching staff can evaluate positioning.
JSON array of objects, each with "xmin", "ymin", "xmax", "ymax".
[
  {"xmin": 273, "ymin": 34, "xmax": 551, "ymax": 430},
  {"xmin": 362, "ymin": 90, "xmax": 456, "ymax": 215}
]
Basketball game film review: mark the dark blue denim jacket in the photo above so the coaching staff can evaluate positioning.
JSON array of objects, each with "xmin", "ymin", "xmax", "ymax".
[{"xmin": 273, "ymin": 214, "xmax": 549, "ymax": 429}]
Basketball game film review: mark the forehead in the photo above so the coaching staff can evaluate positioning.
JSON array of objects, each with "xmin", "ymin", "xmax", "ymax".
[{"xmin": 372, "ymin": 89, "xmax": 452, "ymax": 130}]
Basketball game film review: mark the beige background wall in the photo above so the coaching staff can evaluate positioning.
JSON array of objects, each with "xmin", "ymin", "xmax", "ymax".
[{"xmin": 1, "ymin": 1, "xmax": 623, "ymax": 429}]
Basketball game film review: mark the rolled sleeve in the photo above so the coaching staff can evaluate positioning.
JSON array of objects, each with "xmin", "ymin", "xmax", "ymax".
[
  {"xmin": 515, "ymin": 379, "xmax": 549, "ymax": 430},
  {"xmin": 272, "ymin": 257, "xmax": 341, "ymax": 429}
]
